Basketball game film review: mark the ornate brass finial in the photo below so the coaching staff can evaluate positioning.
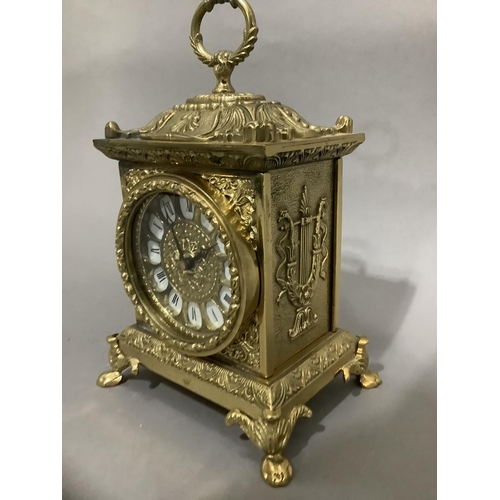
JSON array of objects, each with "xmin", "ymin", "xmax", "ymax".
[
  {"xmin": 98, "ymin": 0, "xmax": 360, "ymax": 144},
  {"xmin": 190, "ymin": 0, "xmax": 258, "ymax": 94}
]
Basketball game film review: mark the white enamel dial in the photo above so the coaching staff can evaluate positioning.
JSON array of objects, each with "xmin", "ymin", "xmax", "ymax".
[
  {"xmin": 206, "ymin": 301, "xmax": 224, "ymax": 329},
  {"xmin": 160, "ymin": 195, "xmax": 176, "ymax": 222},
  {"xmin": 219, "ymin": 286, "xmax": 232, "ymax": 311},
  {"xmin": 168, "ymin": 289, "xmax": 183, "ymax": 316},
  {"xmin": 153, "ymin": 267, "xmax": 169, "ymax": 292},
  {"xmin": 149, "ymin": 214, "xmax": 164, "ymax": 240},
  {"xmin": 180, "ymin": 196, "xmax": 195, "ymax": 220},
  {"xmin": 187, "ymin": 302, "xmax": 202, "ymax": 329},
  {"xmin": 147, "ymin": 240, "xmax": 161, "ymax": 265}
]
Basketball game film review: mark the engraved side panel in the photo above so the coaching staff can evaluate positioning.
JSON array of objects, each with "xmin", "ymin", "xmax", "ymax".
[{"xmin": 271, "ymin": 160, "xmax": 333, "ymax": 369}]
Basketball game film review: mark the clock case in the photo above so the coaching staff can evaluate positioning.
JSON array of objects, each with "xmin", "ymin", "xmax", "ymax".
[{"xmin": 94, "ymin": 0, "xmax": 381, "ymax": 487}]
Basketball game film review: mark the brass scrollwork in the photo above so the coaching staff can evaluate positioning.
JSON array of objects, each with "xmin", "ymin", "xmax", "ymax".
[
  {"xmin": 342, "ymin": 336, "xmax": 382, "ymax": 389},
  {"xmin": 96, "ymin": 334, "xmax": 139, "ymax": 387}
]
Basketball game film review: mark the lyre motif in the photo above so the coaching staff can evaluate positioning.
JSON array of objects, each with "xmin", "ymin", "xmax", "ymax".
[{"xmin": 276, "ymin": 186, "xmax": 329, "ymax": 339}]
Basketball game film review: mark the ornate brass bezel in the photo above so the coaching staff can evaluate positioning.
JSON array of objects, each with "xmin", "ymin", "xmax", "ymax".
[{"xmin": 116, "ymin": 174, "xmax": 259, "ymax": 356}]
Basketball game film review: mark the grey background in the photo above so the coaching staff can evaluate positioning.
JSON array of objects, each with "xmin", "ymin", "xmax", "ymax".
[{"xmin": 63, "ymin": 1, "xmax": 436, "ymax": 499}]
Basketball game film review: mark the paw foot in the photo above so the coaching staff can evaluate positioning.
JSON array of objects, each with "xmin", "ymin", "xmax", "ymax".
[
  {"xmin": 261, "ymin": 454, "xmax": 293, "ymax": 487},
  {"xmin": 360, "ymin": 370, "xmax": 382, "ymax": 389},
  {"xmin": 96, "ymin": 370, "xmax": 123, "ymax": 388}
]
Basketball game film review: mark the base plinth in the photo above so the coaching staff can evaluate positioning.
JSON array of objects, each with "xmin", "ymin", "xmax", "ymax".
[{"xmin": 97, "ymin": 325, "xmax": 381, "ymax": 486}]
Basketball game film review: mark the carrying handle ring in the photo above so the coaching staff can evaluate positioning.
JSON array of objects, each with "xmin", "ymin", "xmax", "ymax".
[{"xmin": 190, "ymin": 0, "xmax": 258, "ymax": 94}]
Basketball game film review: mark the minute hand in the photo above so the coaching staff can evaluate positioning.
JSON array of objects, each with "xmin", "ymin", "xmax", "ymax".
[
  {"xmin": 185, "ymin": 243, "xmax": 218, "ymax": 271},
  {"xmin": 194, "ymin": 243, "xmax": 219, "ymax": 263},
  {"xmin": 159, "ymin": 211, "xmax": 183, "ymax": 256}
]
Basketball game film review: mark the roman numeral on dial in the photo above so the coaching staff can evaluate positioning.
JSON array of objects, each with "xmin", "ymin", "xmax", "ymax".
[
  {"xmin": 160, "ymin": 195, "xmax": 176, "ymax": 222},
  {"xmin": 187, "ymin": 302, "xmax": 202, "ymax": 329},
  {"xmin": 147, "ymin": 240, "xmax": 161, "ymax": 265},
  {"xmin": 153, "ymin": 267, "xmax": 169, "ymax": 292},
  {"xmin": 180, "ymin": 196, "xmax": 194, "ymax": 220},
  {"xmin": 149, "ymin": 214, "xmax": 164, "ymax": 240},
  {"xmin": 219, "ymin": 286, "xmax": 232, "ymax": 311},
  {"xmin": 168, "ymin": 289, "xmax": 183, "ymax": 316},
  {"xmin": 206, "ymin": 301, "xmax": 224, "ymax": 329}
]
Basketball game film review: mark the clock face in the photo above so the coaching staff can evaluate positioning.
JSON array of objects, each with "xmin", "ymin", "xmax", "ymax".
[{"xmin": 133, "ymin": 191, "xmax": 235, "ymax": 337}]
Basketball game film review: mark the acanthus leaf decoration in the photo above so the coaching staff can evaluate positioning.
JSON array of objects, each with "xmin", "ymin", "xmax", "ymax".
[
  {"xmin": 116, "ymin": 326, "xmax": 357, "ymax": 409},
  {"xmin": 202, "ymin": 174, "xmax": 258, "ymax": 248},
  {"xmin": 219, "ymin": 313, "xmax": 260, "ymax": 369}
]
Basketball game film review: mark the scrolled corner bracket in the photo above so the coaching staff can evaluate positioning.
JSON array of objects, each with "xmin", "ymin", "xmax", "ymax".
[
  {"xmin": 190, "ymin": 0, "xmax": 258, "ymax": 94},
  {"xmin": 334, "ymin": 115, "xmax": 353, "ymax": 134},
  {"xmin": 105, "ymin": 121, "xmax": 121, "ymax": 139},
  {"xmin": 341, "ymin": 335, "xmax": 382, "ymax": 389},
  {"xmin": 96, "ymin": 334, "xmax": 140, "ymax": 387}
]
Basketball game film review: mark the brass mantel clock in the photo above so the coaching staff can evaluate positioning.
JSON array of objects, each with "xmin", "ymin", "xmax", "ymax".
[{"xmin": 94, "ymin": 0, "xmax": 381, "ymax": 487}]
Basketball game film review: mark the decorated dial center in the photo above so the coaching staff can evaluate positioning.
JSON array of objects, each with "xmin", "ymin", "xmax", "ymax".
[{"xmin": 134, "ymin": 192, "xmax": 234, "ymax": 333}]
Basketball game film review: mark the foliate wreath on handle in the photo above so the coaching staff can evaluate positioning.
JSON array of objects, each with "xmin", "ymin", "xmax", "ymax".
[{"xmin": 189, "ymin": 0, "xmax": 259, "ymax": 94}]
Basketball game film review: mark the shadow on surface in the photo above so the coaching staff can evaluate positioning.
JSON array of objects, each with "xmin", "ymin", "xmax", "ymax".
[
  {"xmin": 133, "ymin": 367, "xmax": 228, "ymax": 416},
  {"xmin": 339, "ymin": 255, "xmax": 416, "ymax": 358},
  {"xmin": 286, "ymin": 262, "xmax": 416, "ymax": 459},
  {"xmin": 122, "ymin": 360, "xmax": 365, "ymax": 465},
  {"xmin": 117, "ymin": 261, "xmax": 416, "ymax": 469},
  {"xmin": 286, "ymin": 374, "xmax": 362, "ymax": 460}
]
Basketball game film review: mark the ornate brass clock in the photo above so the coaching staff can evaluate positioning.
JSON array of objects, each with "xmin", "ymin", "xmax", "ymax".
[{"xmin": 94, "ymin": 0, "xmax": 381, "ymax": 487}]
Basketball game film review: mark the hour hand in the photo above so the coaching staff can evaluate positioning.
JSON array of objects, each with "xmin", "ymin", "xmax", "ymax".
[
  {"xmin": 200, "ymin": 243, "xmax": 219, "ymax": 259},
  {"xmin": 192, "ymin": 242, "xmax": 219, "ymax": 265}
]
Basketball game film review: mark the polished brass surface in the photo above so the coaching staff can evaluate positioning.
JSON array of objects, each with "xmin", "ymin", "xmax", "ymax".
[
  {"xmin": 98, "ymin": 0, "xmax": 357, "ymax": 146},
  {"xmin": 97, "ymin": 325, "xmax": 381, "ymax": 485},
  {"xmin": 276, "ymin": 185, "xmax": 329, "ymax": 340},
  {"xmin": 99, "ymin": 326, "xmax": 369, "ymax": 413},
  {"xmin": 226, "ymin": 405, "xmax": 312, "ymax": 487},
  {"xmin": 342, "ymin": 336, "xmax": 383, "ymax": 389},
  {"xmin": 94, "ymin": 0, "xmax": 381, "ymax": 487},
  {"xmin": 116, "ymin": 174, "xmax": 259, "ymax": 356},
  {"xmin": 332, "ymin": 159, "xmax": 343, "ymax": 330},
  {"xmin": 96, "ymin": 334, "xmax": 139, "ymax": 387},
  {"xmin": 270, "ymin": 161, "xmax": 334, "ymax": 370},
  {"xmin": 190, "ymin": 0, "xmax": 258, "ymax": 94},
  {"xmin": 202, "ymin": 174, "xmax": 258, "ymax": 248},
  {"xmin": 101, "ymin": 103, "xmax": 360, "ymax": 144},
  {"xmin": 94, "ymin": 131, "xmax": 365, "ymax": 168}
]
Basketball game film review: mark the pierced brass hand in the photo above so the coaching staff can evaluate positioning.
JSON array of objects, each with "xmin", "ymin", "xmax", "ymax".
[
  {"xmin": 196, "ymin": 242, "xmax": 219, "ymax": 261},
  {"xmin": 184, "ymin": 242, "xmax": 219, "ymax": 272},
  {"xmin": 159, "ymin": 211, "xmax": 183, "ymax": 258}
]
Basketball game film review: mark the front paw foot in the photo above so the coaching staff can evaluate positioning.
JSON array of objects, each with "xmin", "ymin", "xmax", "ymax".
[
  {"xmin": 360, "ymin": 369, "xmax": 382, "ymax": 389},
  {"xmin": 96, "ymin": 334, "xmax": 139, "ymax": 387},
  {"xmin": 97, "ymin": 370, "xmax": 123, "ymax": 388}
]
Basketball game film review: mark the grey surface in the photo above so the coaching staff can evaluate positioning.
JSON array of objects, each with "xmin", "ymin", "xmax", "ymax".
[{"xmin": 63, "ymin": 1, "xmax": 436, "ymax": 499}]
